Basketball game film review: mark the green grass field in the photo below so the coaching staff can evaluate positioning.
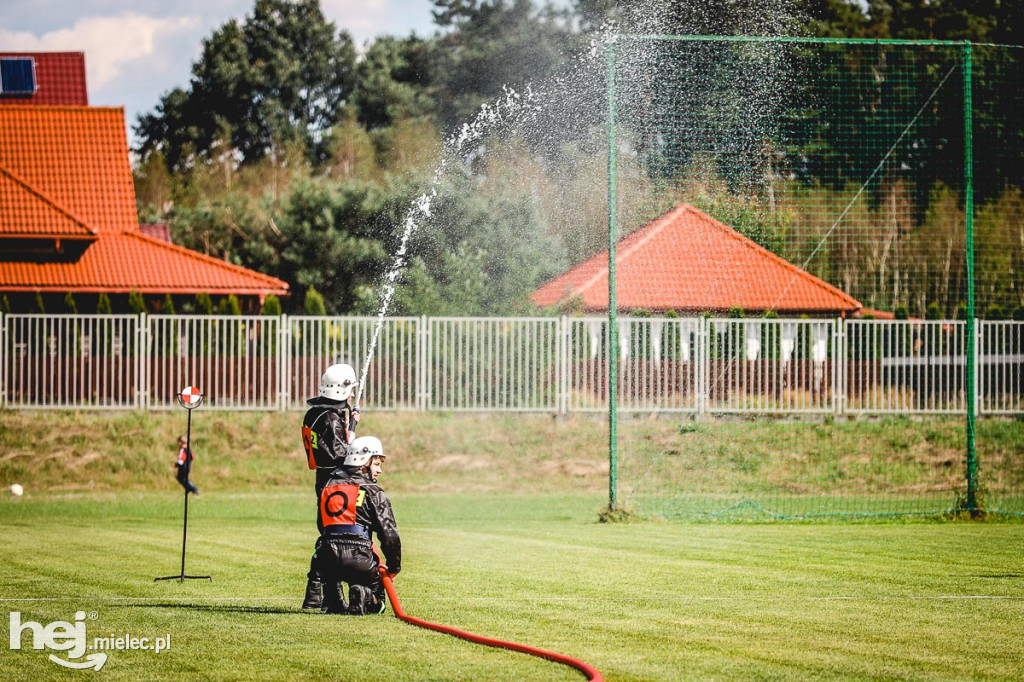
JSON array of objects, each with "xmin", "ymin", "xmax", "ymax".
[{"xmin": 1, "ymin": 412, "xmax": 1022, "ymax": 680}]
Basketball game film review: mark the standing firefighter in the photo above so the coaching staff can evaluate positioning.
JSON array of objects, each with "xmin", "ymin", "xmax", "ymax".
[
  {"xmin": 316, "ymin": 435, "xmax": 401, "ymax": 615},
  {"xmin": 301, "ymin": 363, "xmax": 360, "ymax": 609},
  {"xmin": 173, "ymin": 434, "xmax": 199, "ymax": 495}
]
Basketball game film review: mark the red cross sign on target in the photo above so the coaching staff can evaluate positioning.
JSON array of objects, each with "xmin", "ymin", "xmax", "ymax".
[{"xmin": 176, "ymin": 385, "xmax": 204, "ymax": 410}]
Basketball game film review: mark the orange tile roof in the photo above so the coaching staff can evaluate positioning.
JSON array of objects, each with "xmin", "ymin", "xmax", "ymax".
[
  {"xmin": 0, "ymin": 105, "xmax": 288, "ymax": 297},
  {"xmin": 0, "ymin": 107, "xmax": 136, "ymax": 235},
  {"xmin": 0, "ymin": 163, "xmax": 95, "ymax": 238},
  {"xmin": 531, "ymin": 204, "xmax": 862, "ymax": 316},
  {"xmin": 0, "ymin": 53, "xmax": 88, "ymax": 106},
  {"xmin": 0, "ymin": 231, "xmax": 287, "ymax": 295}
]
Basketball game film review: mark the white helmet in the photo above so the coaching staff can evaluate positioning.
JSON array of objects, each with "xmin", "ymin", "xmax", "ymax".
[
  {"xmin": 319, "ymin": 363, "xmax": 358, "ymax": 401},
  {"xmin": 344, "ymin": 436, "xmax": 385, "ymax": 467}
]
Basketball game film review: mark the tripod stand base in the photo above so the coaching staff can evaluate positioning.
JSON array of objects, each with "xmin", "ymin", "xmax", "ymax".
[{"xmin": 154, "ymin": 574, "xmax": 213, "ymax": 582}]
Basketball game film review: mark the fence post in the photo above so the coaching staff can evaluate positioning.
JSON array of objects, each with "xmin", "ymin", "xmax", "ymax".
[
  {"xmin": 278, "ymin": 314, "xmax": 289, "ymax": 411},
  {"xmin": 417, "ymin": 315, "xmax": 427, "ymax": 411},
  {"xmin": 833, "ymin": 318, "xmax": 843, "ymax": 414},
  {"xmin": 697, "ymin": 316, "xmax": 708, "ymax": 415},
  {"xmin": 559, "ymin": 315, "xmax": 568, "ymax": 415},
  {"xmin": 0, "ymin": 312, "xmax": 5, "ymax": 410},
  {"xmin": 974, "ymin": 321, "xmax": 982, "ymax": 417},
  {"xmin": 137, "ymin": 313, "xmax": 148, "ymax": 410}
]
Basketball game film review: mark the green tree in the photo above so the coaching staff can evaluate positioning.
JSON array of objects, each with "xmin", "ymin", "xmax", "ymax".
[
  {"xmin": 218, "ymin": 295, "xmax": 242, "ymax": 315},
  {"xmin": 389, "ymin": 172, "xmax": 567, "ymax": 315},
  {"xmin": 261, "ymin": 294, "xmax": 282, "ymax": 316},
  {"xmin": 802, "ymin": 0, "xmax": 870, "ymax": 38},
  {"xmin": 352, "ymin": 36, "xmax": 435, "ymax": 130},
  {"xmin": 239, "ymin": 178, "xmax": 389, "ymax": 314},
  {"xmin": 63, "ymin": 292, "xmax": 78, "ymax": 314},
  {"xmin": 163, "ymin": 293, "xmax": 177, "ymax": 315},
  {"xmin": 371, "ymin": 118, "xmax": 442, "ymax": 176},
  {"xmin": 573, "ymin": 0, "xmax": 803, "ymax": 36},
  {"xmin": 96, "ymin": 293, "xmax": 112, "ymax": 314},
  {"xmin": 984, "ymin": 303, "xmax": 1005, "ymax": 320},
  {"xmin": 430, "ymin": 0, "xmax": 573, "ymax": 130},
  {"xmin": 325, "ymin": 109, "xmax": 381, "ymax": 182},
  {"xmin": 128, "ymin": 290, "xmax": 147, "ymax": 314},
  {"xmin": 304, "ymin": 285, "xmax": 327, "ymax": 315},
  {"xmin": 195, "ymin": 292, "xmax": 214, "ymax": 315},
  {"xmin": 31, "ymin": 292, "xmax": 45, "ymax": 314},
  {"xmin": 135, "ymin": 0, "xmax": 357, "ymax": 169}
]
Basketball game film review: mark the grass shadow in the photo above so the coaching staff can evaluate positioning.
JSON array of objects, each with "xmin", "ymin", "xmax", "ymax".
[{"xmin": 118, "ymin": 603, "xmax": 305, "ymax": 615}]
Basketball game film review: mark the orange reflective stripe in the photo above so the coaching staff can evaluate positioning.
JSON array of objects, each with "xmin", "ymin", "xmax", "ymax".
[
  {"xmin": 301, "ymin": 426, "xmax": 316, "ymax": 470},
  {"xmin": 320, "ymin": 483, "xmax": 360, "ymax": 527}
]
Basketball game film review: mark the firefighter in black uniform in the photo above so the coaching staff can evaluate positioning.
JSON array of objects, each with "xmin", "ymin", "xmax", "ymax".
[
  {"xmin": 173, "ymin": 434, "xmax": 199, "ymax": 495},
  {"xmin": 301, "ymin": 363, "xmax": 360, "ymax": 610},
  {"xmin": 316, "ymin": 435, "xmax": 401, "ymax": 615}
]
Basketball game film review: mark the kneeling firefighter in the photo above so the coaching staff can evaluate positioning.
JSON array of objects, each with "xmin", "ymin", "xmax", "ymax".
[
  {"xmin": 315, "ymin": 435, "xmax": 401, "ymax": 615},
  {"xmin": 301, "ymin": 363, "xmax": 360, "ymax": 609}
]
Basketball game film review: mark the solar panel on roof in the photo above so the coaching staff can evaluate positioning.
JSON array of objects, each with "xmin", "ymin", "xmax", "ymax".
[{"xmin": 0, "ymin": 58, "xmax": 37, "ymax": 95}]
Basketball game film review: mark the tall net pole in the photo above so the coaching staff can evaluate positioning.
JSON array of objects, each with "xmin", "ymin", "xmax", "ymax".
[
  {"xmin": 606, "ymin": 40, "xmax": 619, "ymax": 510},
  {"xmin": 963, "ymin": 41, "xmax": 977, "ymax": 512}
]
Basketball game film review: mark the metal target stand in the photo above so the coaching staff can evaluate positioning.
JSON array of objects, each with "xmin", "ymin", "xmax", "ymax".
[{"xmin": 155, "ymin": 386, "xmax": 213, "ymax": 583}]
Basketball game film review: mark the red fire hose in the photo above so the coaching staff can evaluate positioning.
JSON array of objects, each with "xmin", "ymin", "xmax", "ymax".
[{"xmin": 378, "ymin": 568, "xmax": 603, "ymax": 681}]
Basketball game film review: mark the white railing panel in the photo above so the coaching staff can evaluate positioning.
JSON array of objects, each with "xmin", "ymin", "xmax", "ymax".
[
  {"xmin": 845, "ymin": 320, "xmax": 966, "ymax": 414},
  {"xmin": 428, "ymin": 317, "xmax": 558, "ymax": 411},
  {"xmin": 1, "ymin": 314, "xmax": 1022, "ymax": 415},
  {"xmin": 3, "ymin": 314, "xmax": 139, "ymax": 409},
  {"xmin": 979, "ymin": 321, "xmax": 1024, "ymax": 414},
  {"xmin": 147, "ymin": 315, "xmax": 279, "ymax": 410},
  {"xmin": 703, "ymin": 318, "xmax": 835, "ymax": 414},
  {"xmin": 567, "ymin": 317, "xmax": 609, "ymax": 412}
]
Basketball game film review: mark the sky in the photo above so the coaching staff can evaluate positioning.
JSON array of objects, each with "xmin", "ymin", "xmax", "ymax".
[{"xmin": 0, "ymin": 0, "xmax": 439, "ymax": 145}]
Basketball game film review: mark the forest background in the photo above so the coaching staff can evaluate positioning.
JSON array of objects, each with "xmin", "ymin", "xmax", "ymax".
[{"xmin": 129, "ymin": 0, "xmax": 1024, "ymax": 319}]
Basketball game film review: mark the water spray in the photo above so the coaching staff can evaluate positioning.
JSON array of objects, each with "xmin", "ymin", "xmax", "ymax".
[{"xmin": 354, "ymin": 86, "xmax": 542, "ymax": 409}]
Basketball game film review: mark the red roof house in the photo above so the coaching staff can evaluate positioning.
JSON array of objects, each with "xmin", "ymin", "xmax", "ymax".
[
  {"xmin": 0, "ymin": 53, "xmax": 88, "ymax": 106},
  {"xmin": 531, "ymin": 204, "xmax": 862, "ymax": 317},
  {"xmin": 0, "ymin": 64, "xmax": 288, "ymax": 311}
]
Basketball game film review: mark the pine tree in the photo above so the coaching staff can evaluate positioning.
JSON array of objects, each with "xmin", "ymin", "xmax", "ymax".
[
  {"xmin": 304, "ymin": 286, "xmax": 327, "ymax": 316},
  {"xmin": 261, "ymin": 294, "xmax": 282, "ymax": 316},
  {"xmin": 195, "ymin": 293, "xmax": 214, "ymax": 315},
  {"xmin": 128, "ymin": 290, "xmax": 147, "ymax": 314}
]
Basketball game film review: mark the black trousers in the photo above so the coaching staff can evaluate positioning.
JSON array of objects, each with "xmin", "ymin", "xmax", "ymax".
[
  {"xmin": 175, "ymin": 465, "xmax": 198, "ymax": 494},
  {"xmin": 314, "ymin": 536, "xmax": 384, "ymax": 612}
]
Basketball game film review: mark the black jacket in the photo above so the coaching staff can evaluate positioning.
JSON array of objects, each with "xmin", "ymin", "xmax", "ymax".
[
  {"xmin": 317, "ymin": 467, "xmax": 401, "ymax": 575},
  {"xmin": 301, "ymin": 397, "xmax": 357, "ymax": 478}
]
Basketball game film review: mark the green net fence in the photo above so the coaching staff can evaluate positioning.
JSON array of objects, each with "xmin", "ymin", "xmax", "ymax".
[{"xmin": 606, "ymin": 36, "xmax": 1023, "ymax": 519}]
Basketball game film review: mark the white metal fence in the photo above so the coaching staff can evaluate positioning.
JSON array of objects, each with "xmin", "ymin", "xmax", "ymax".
[{"xmin": 1, "ymin": 314, "xmax": 1021, "ymax": 415}]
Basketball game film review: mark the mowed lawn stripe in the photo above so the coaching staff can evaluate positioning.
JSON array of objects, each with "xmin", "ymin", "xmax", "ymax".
[{"xmin": 2, "ymin": 492, "xmax": 1022, "ymax": 680}]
